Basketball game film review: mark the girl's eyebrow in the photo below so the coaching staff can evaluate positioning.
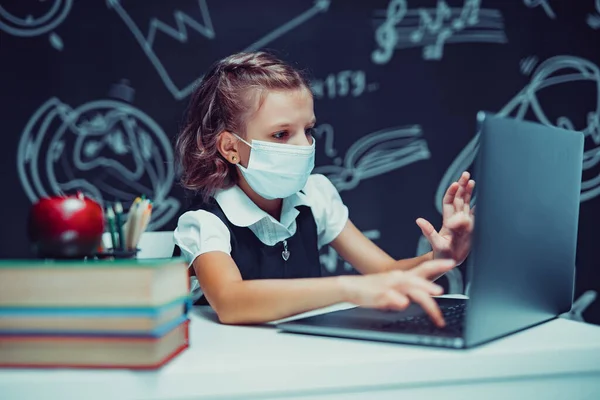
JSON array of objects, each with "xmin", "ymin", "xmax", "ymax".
[
  {"xmin": 266, "ymin": 122, "xmax": 292, "ymax": 131},
  {"xmin": 267, "ymin": 118, "xmax": 317, "ymax": 130}
]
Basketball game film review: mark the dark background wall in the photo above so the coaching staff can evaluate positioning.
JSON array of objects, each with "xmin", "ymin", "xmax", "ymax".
[{"xmin": 1, "ymin": 0, "xmax": 598, "ymax": 323}]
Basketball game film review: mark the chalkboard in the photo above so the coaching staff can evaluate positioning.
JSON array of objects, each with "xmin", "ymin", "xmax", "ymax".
[{"xmin": 1, "ymin": 0, "xmax": 598, "ymax": 323}]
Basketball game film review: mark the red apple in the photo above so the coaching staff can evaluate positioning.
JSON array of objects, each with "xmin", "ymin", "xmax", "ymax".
[{"xmin": 27, "ymin": 194, "xmax": 105, "ymax": 258}]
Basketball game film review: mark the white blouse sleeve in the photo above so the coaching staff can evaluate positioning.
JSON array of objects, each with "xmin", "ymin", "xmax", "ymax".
[
  {"xmin": 173, "ymin": 210, "xmax": 232, "ymax": 267},
  {"xmin": 304, "ymin": 174, "xmax": 349, "ymax": 249}
]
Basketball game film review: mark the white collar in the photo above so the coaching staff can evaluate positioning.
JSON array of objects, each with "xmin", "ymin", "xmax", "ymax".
[{"xmin": 214, "ymin": 185, "xmax": 310, "ymax": 228}]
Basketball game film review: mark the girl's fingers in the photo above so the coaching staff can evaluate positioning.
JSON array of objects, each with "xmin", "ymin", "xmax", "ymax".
[
  {"xmin": 381, "ymin": 290, "xmax": 410, "ymax": 310},
  {"xmin": 454, "ymin": 183, "xmax": 466, "ymax": 212},
  {"xmin": 410, "ymin": 259, "xmax": 456, "ymax": 280},
  {"xmin": 407, "ymin": 289, "xmax": 446, "ymax": 328},
  {"xmin": 416, "ymin": 218, "xmax": 446, "ymax": 250},
  {"xmin": 463, "ymin": 180, "xmax": 475, "ymax": 213},
  {"xmin": 442, "ymin": 182, "xmax": 460, "ymax": 216},
  {"xmin": 398, "ymin": 275, "xmax": 444, "ymax": 296}
]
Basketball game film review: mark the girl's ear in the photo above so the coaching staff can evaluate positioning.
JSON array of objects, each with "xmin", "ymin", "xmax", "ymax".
[{"xmin": 216, "ymin": 131, "xmax": 240, "ymax": 164}]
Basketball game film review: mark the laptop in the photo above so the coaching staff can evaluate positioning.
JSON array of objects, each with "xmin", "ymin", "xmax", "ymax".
[{"xmin": 277, "ymin": 112, "xmax": 585, "ymax": 349}]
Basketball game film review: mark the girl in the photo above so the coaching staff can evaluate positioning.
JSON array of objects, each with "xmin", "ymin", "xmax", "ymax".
[{"xmin": 174, "ymin": 51, "xmax": 475, "ymax": 327}]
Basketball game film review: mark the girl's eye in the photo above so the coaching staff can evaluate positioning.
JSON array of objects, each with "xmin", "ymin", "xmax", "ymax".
[
  {"xmin": 305, "ymin": 127, "xmax": 315, "ymax": 136},
  {"xmin": 272, "ymin": 131, "xmax": 288, "ymax": 140}
]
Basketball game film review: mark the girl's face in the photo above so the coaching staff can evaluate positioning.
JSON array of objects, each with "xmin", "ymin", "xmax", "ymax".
[{"xmin": 237, "ymin": 87, "xmax": 316, "ymax": 166}]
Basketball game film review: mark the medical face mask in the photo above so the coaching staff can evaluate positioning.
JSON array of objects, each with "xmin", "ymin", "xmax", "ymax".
[{"xmin": 233, "ymin": 133, "xmax": 315, "ymax": 200}]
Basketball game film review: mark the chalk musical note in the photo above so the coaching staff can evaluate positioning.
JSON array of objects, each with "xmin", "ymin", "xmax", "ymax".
[
  {"xmin": 451, "ymin": 0, "xmax": 480, "ymax": 29},
  {"xmin": 372, "ymin": 0, "xmax": 506, "ymax": 63},
  {"xmin": 410, "ymin": 0, "xmax": 452, "ymax": 43}
]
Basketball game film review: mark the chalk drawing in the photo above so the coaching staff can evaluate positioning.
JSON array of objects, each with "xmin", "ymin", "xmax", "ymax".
[
  {"xmin": 421, "ymin": 55, "xmax": 600, "ymax": 296},
  {"xmin": 519, "ymin": 55, "xmax": 539, "ymax": 76},
  {"xmin": 0, "ymin": 0, "xmax": 72, "ymax": 50},
  {"xmin": 313, "ymin": 123, "xmax": 434, "ymax": 277},
  {"xmin": 523, "ymin": 0, "xmax": 600, "ymax": 28},
  {"xmin": 372, "ymin": 0, "xmax": 507, "ymax": 63},
  {"xmin": 523, "ymin": 0, "xmax": 556, "ymax": 19},
  {"xmin": 311, "ymin": 70, "xmax": 379, "ymax": 100},
  {"xmin": 108, "ymin": 0, "xmax": 330, "ymax": 100},
  {"xmin": 437, "ymin": 55, "xmax": 600, "ymax": 208},
  {"xmin": 16, "ymin": 85, "xmax": 179, "ymax": 231},
  {"xmin": 588, "ymin": 0, "xmax": 600, "ymax": 29},
  {"xmin": 560, "ymin": 290, "xmax": 598, "ymax": 322},
  {"xmin": 313, "ymin": 124, "xmax": 431, "ymax": 193},
  {"xmin": 320, "ymin": 230, "xmax": 381, "ymax": 273}
]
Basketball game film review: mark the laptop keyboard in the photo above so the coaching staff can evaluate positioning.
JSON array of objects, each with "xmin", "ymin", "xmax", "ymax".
[{"xmin": 374, "ymin": 303, "xmax": 466, "ymax": 336}]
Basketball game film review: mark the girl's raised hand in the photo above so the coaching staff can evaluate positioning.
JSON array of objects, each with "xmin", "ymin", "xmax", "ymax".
[
  {"xmin": 417, "ymin": 171, "xmax": 475, "ymax": 266},
  {"xmin": 340, "ymin": 259, "xmax": 456, "ymax": 327}
]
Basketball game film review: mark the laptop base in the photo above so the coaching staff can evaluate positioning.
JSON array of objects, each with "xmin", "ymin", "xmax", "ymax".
[{"xmin": 278, "ymin": 298, "xmax": 467, "ymax": 349}]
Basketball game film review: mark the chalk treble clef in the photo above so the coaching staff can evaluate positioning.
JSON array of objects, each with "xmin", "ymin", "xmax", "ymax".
[{"xmin": 372, "ymin": 0, "xmax": 407, "ymax": 65}]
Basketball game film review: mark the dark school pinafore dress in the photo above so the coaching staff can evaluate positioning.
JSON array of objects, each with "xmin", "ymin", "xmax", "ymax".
[{"xmin": 174, "ymin": 197, "xmax": 322, "ymax": 306}]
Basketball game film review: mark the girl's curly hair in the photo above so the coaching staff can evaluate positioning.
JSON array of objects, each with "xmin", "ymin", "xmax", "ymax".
[{"xmin": 175, "ymin": 51, "xmax": 311, "ymax": 202}]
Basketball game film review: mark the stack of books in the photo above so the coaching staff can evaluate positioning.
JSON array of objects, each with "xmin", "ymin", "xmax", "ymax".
[{"xmin": 0, "ymin": 258, "xmax": 190, "ymax": 369}]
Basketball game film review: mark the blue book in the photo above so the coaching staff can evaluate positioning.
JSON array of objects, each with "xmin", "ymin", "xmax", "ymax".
[{"xmin": 0, "ymin": 296, "xmax": 191, "ymax": 336}]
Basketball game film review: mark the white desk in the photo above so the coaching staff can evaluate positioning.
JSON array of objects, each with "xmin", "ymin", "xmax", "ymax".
[{"xmin": 1, "ymin": 303, "xmax": 600, "ymax": 400}]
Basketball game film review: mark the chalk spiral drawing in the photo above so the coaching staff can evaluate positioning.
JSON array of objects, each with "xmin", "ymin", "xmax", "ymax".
[
  {"xmin": 372, "ymin": 0, "xmax": 507, "ymax": 63},
  {"xmin": 311, "ymin": 70, "xmax": 379, "ymax": 100},
  {"xmin": 16, "ymin": 86, "xmax": 179, "ymax": 231},
  {"xmin": 418, "ymin": 55, "xmax": 600, "ymax": 298},
  {"xmin": 436, "ymin": 55, "xmax": 600, "ymax": 208},
  {"xmin": 107, "ymin": 0, "xmax": 330, "ymax": 100},
  {"xmin": 523, "ymin": 0, "xmax": 556, "ymax": 20},
  {"xmin": 313, "ymin": 124, "xmax": 431, "ymax": 192},
  {"xmin": 0, "ymin": 0, "xmax": 72, "ymax": 50},
  {"xmin": 588, "ymin": 0, "xmax": 600, "ymax": 29}
]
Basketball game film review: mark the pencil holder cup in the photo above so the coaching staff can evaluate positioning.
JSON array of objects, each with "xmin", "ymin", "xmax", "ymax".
[{"xmin": 27, "ymin": 194, "xmax": 104, "ymax": 259}]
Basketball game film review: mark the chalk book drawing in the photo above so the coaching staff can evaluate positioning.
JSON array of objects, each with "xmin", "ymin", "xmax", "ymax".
[{"xmin": 313, "ymin": 124, "xmax": 432, "ymax": 274}]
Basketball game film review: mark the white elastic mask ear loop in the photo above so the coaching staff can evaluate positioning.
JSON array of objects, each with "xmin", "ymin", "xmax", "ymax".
[{"xmin": 232, "ymin": 133, "xmax": 252, "ymax": 149}]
